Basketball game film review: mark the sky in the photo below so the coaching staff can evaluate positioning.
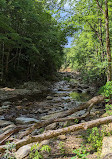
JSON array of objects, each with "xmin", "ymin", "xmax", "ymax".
[
  {"xmin": 65, "ymin": 36, "xmax": 73, "ymax": 48},
  {"xmin": 60, "ymin": 1, "xmax": 74, "ymax": 48},
  {"xmin": 52, "ymin": 0, "xmax": 75, "ymax": 48}
]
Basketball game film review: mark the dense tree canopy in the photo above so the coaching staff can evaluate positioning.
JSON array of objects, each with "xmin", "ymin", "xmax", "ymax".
[
  {"xmin": 63, "ymin": 0, "xmax": 112, "ymax": 85},
  {"xmin": 0, "ymin": 0, "xmax": 67, "ymax": 84}
]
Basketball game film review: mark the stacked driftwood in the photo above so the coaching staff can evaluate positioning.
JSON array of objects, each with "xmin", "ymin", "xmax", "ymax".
[{"xmin": 1, "ymin": 95, "xmax": 112, "ymax": 153}]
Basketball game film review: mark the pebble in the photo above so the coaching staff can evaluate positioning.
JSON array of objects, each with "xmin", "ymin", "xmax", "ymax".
[{"xmin": 58, "ymin": 135, "xmax": 66, "ymax": 140}]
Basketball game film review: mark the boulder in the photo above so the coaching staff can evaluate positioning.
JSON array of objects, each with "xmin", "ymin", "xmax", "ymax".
[
  {"xmin": 101, "ymin": 136, "xmax": 112, "ymax": 158},
  {"xmin": 16, "ymin": 117, "xmax": 39, "ymax": 124},
  {"xmin": 15, "ymin": 145, "xmax": 31, "ymax": 159}
]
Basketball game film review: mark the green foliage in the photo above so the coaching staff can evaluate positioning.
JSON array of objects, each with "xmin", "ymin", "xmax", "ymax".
[
  {"xmin": 70, "ymin": 92, "xmax": 81, "ymax": 101},
  {"xmin": 71, "ymin": 146, "xmax": 89, "ymax": 159},
  {"xmin": 3, "ymin": 142, "xmax": 16, "ymax": 159},
  {"xmin": 58, "ymin": 141, "xmax": 66, "ymax": 154},
  {"xmin": 74, "ymin": 119, "xmax": 79, "ymax": 124},
  {"xmin": 0, "ymin": 0, "xmax": 67, "ymax": 83},
  {"xmin": 62, "ymin": 0, "xmax": 112, "ymax": 85},
  {"xmin": 85, "ymin": 127, "xmax": 105, "ymax": 151},
  {"xmin": 29, "ymin": 143, "xmax": 51, "ymax": 159},
  {"xmin": 99, "ymin": 81, "xmax": 112, "ymax": 98},
  {"xmin": 105, "ymin": 104, "xmax": 112, "ymax": 115}
]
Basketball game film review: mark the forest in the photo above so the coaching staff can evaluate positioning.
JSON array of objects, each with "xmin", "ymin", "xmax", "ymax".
[{"xmin": 1, "ymin": 0, "xmax": 112, "ymax": 159}]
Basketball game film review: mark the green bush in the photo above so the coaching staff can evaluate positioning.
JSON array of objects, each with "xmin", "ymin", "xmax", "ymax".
[
  {"xmin": 71, "ymin": 146, "xmax": 89, "ymax": 159},
  {"xmin": 29, "ymin": 144, "xmax": 51, "ymax": 159},
  {"xmin": 85, "ymin": 127, "xmax": 105, "ymax": 151},
  {"xmin": 99, "ymin": 81, "xmax": 112, "ymax": 98}
]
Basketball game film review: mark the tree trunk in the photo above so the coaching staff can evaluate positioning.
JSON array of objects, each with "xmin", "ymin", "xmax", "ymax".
[
  {"xmin": 96, "ymin": 0, "xmax": 111, "ymax": 81},
  {"xmin": 105, "ymin": 0, "xmax": 111, "ymax": 81},
  {"xmin": 16, "ymin": 115, "xmax": 112, "ymax": 150}
]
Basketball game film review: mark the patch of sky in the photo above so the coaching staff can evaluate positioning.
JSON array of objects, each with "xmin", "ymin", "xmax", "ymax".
[{"xmin": 51, "ymin": 0, "xmax": 76, "ymax": 48}]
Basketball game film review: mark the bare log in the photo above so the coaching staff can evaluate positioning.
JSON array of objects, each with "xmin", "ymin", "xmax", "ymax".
[
  {"xmin": 0, "ymin": 126, "xmax": 26, "ymax": 145},
  {"xmin": 15, "ymin": 114, "xmax": 112, "ymax": 150},
  {"xmin": 19, "ymin": 95, "xmax": 105, "ymax": 138}
]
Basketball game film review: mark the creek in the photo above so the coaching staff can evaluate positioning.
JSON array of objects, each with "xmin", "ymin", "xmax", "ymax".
[{"xmin": 0, "ymin": 72, "xmax": 93, "ymax": 128}]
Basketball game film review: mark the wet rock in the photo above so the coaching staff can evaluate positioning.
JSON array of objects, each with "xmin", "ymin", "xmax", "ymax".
[
  {"xmin": 16, "ymin": 117, "xmax": 39, "ymax": 124},
  {"xmin": 15, "ymin": 145, "xmax": 31, "ymax": 159},
  {"xmin": 0, "ymin": 115, "xmax": 4, "ymax": 120},
  {"xmin": 1, "ymin": 101, "xmax": 12, "ymax": 109},
  {"xmin": 58, "ymin": 88, "xmax": 64, "ymax": 91},
  {"xmin": 70, "ymin": 110, "xmax": 86, "ymax": 118},
  {"xmin": 101, "ymin": 136, "xmax": 112, "ymax": 158},
  {"xmin": 41, "ymin": 111, "xmax": 62, "ymax": 120},
  {"xmin": 2, "ymin": 101, "xmax": 12, "ymax": 106},
  {"xmin": 2, "ymin": 105, "xmax": 10, "ymax": 109},
  {"xmin": 45, "ymin": 123, "xmax": 57, "ymax": 130},
  {"xmin": 81, "ymin": 120, "xmax": 86, "ymax": 123},
  {"xmin": 0, "ymin": 120, "xmax": 13, "ymax": 127},
  {"xmin": 53, "ymin": 97, "xmax": 62, "ymax": 103}
]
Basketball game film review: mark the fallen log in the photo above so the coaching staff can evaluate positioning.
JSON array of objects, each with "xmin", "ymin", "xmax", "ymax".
[
  {"xmin": 0, "ymin": 126, "xmax": 27, "ymax": 145},
  {"xmin": 19, "ymin": 95, "xmax": 105, "ymax": 138},
  {"xmin": 15, "ymin": 114, "xmax": 112, "ymax": 150}
]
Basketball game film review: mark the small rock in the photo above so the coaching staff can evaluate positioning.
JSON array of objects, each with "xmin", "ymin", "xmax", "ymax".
[
  {"xmin": 95, "ymin": 111, "xmax": 100, "ymax": 114},
  {"xmin": 15, "ymin": 145, "xmax": 31, "ymax": 159},
  {"xmin": 22, "ymin": 98, "xmax": 27, "ymax": 102},
  {"xmin": 2, "ymin": 101, "xmax": 12, "ymax": 106},
  {"xmin": 58, "ymin": 135, "xmax": 66, "ymax": 140},
  {"xmin": 54, "ymin": 94, "xmax": 59, "ymax": 97},
  {"xmin": 46, "ymin": 123, "xmax": 57, "ymax": 130},
  {"xmin": 46, "ymin": 96, "xmax": 53, "ymax": 100},
  {"xmin": 0, "ymin": 115, "xmax": 4, "ymax": 120},
  {"xmin": 53, "ymin": 97, "xmax": 62, "ymax": 103},
  {"xmin": 16, "ymin": 117, "xmax": 39, "ymax": 124},
  {"xmin": 37, "ymin": 109, "xmax": 43, "ymax": 113},
  {"xmin": 81, "ymin": 120, "xmax": 86, "ymax": 123},
  {"xmin": 16, "ymin": 106, "xmax": 22, "ymax": 110},
  {"xmin": 90, "ymin": 112, "xmax": 96, "ymax": 116},
  {"xmin": 2, "ymin": 105, "xmax": 10, "ymax": 109}
]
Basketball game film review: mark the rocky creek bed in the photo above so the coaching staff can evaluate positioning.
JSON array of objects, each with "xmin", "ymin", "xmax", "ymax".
[{"xmin": 0, "ymin": 72, "xmax": 110, "ymax": 159}]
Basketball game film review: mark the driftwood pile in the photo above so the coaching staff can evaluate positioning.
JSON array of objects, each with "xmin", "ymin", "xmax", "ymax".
[{"xmin": 1, "ymin": 95, "xmax": 112, "ymax": 153}]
